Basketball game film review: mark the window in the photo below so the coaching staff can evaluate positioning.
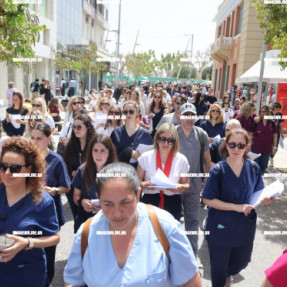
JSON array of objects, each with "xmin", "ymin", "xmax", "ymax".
[
  {"xmin": 214, "ymin": 69, "xmax": 218, "ymax": 91},
  {"xmin": 237, "ymin": 5, "xmax": 244, "ymax": 35},
  {"xmin": 218, "ymin": 68, "xmax": 222, "ymax": 91},
  {"xmin": 226, "ymin": 66, "xmax": 230, "ymax": 92}
]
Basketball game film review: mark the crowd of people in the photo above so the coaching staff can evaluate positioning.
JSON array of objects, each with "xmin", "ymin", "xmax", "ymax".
[{"xmin": 0, "ymin": 79, "xmax": 285, "ymax": 287}]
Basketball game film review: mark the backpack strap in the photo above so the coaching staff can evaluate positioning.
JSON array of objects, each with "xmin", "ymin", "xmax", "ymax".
[
  {"xmin": 146, "ymin": 204, "xmax": 171, "ymax": 263},
  {"xmin": 81, "ymin": 217, "xmax": 93, "ymax": 259},
  {"xmin": 194, "ymin": 126, "xmax": 206, "ymax": 166}
]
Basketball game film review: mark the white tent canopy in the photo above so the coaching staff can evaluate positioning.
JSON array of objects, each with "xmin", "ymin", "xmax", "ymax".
[{"xmin": 236, "ymin": 50, "xmax": 287, "ymax": 84}]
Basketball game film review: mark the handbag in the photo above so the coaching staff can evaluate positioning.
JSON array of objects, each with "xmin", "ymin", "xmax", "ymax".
[
  {"xmin": 57, "ymin": 123, "xmax": 71, "ymax": 156},
  {"xmin": 117, "ymin": 128, "xmax": 142, "ymax": 163}
]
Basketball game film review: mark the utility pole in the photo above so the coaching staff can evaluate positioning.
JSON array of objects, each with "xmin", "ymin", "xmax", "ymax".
[
  {"xmin": 114, "ymin": 0, "xmax": 121, "ymax": 87},
  {"xmin": 177, "ymin": 37, "xmax": 190, "ymax": 79},
  {"xmin": 133, "ymin": 29, "xmax": 140, "ymax": 54}
]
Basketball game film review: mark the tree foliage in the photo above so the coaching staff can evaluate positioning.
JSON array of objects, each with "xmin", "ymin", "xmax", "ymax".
[
  {"xmin": 202, "ymin": 65, "xmax": 213, "ymax": 80},
  {"xmin": 0, "ymin": 0, "xmax": 45, "ymax": 64},
  {"xmin": 172, "ymin": 65, "xmax": 197, "ymax": 79},
  {"xmin": 157, "ymin": 52, "xmax": 183, "ymax": 77},
  {"xmin": 125, "ymin": 50, "xmax": 156, "ymax": 80},
  {"xmin": 54, "ymin": 42, "xmax": 108, "ymax": 95},
  {"xmin": 252, "ymin": 0, "xmax": 287, "ymax": 69}
]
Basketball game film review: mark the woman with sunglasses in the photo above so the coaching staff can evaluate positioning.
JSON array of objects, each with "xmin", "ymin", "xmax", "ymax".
[
  {"xmin": 251, "ymin": 106, "xmax": 277, "ymax": 174},
  {"xmin": 2, "ymin": 92, "xmax": 29, "ymax": 136},
  {"xmin": 202, "ymin": 128, "xmax": 274, "ymax": 287},
  {"xmin": 63, "ymin": 114, "xmax": 96, "ymax": 222},
  {"xmin": 32, "ymin": 98, "xmax": 56, "ymax": 134},
  {"xmin": 31, "ymin": 123, "xmax": 71, "ymax": 287},
  {"xmin": 137, "ymin": 123, "xmax": 190, "ymax": 221},
  {"xmin": 110, "ymin": 101, "xmax": 153, "ymax": 168},
  {"xmin": 63, "ymin": 96, "xmax": 82, "ymax": 126},
  {"xmin": 72, "ymin": 134, "xmax": 117, "ymax": 233},
  {"xmin": 147, "ymin": 88, "xmax": 166, "ymax": 138},
  {"xmin": 222, "ymin": 99, "xmax": 234, "ymax": 123},
  {"xmin": 194, "ymin": 93, "xmax": 208, "ymax": 119},
  {"xmin": 200, "ymin": 103, "xmax": 225, "ymax": 143},
  {"xmin": 94, "ymin": 97, "xmax": 110, "ymax": 134},
  {"xmin": 233, "ymin": 99, "xmax": 240, "ymax": 111},
  {"xmin": 103, "ymin": 105, "xmax": 123, "ymax": 137},
  {"xmin": 24, "ymin": 110, "xmax": 44, "ymax": 138},
  {"xmin": 0, "ymin": 137, "xmax": 60, "ymax": 287}
]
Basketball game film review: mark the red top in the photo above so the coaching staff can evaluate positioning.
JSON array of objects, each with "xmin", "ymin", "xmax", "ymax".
[
  {"xmin": 49, "ymin": 105, "xmax": 59, "ymax": 114},
  {"xmin": 265, "ymin": 249, "xmax": 287, "ymax": 287}
]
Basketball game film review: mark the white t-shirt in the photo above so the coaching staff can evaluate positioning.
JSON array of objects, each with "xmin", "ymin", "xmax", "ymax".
[
  {"xmin": 138, "ymin": 149, "xmax": 190, "ymax": 196},
  {"xmin": 223, "ymin": 108, "xmax": 234, "ymax": 123},
  {"xmin": 64, "ymin": 112, "xmax": 74, "ymax": 126},
  {"xmin": 45, "ymin": 115, "xmax": 55, "ymax": 129},
  {"xmin": 94, "ymin": 111, "xmax": 107, "ymax": 133}
]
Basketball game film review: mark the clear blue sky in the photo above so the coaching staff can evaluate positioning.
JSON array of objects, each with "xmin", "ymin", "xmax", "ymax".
[{"xmin": 106, "ymin": 0, "xmax": 223, "ymax": 58}]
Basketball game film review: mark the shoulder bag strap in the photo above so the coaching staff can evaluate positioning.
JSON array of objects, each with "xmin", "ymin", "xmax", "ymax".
[
  {"xmin": 130, "ymin": 127, "xmax": 142, "ymax": 147},
  {"xmin": 146, "ymin": 204, "xmax": 171, "ymax": 263},
  {"xmin": 81, "ymin": 217, "xmax": 94, "ymax": 259}
]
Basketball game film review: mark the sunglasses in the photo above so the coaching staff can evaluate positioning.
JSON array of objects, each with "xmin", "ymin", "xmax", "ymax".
[
  {"xmin": 211, "ymin": 110, "xmax": 220, "ymax": 113},
  {"xmin": 110, "ymin": 111, "xmax": 120, "ymax": 115},
  {"xmin": 73, "ymin": 125, "xmax": 84, "ymax": 130},
  {"xmin": 154, "ymin": 96, "xmax": 162, "ymax": 99},
  {"xmin": 72, "ymin": 102, "xmax": 81, "ymax": 105},
  {"xmin": 200, "ymin": 95, "xmax": 204, "ymax": 98},
  {"xmin": 122, "ymin": 110, "xmax": 135, "ymax": 115},
  {"xmin": 32, "ymin": 104, "xmax": 41, "ymax": 108},
  {"xmin": 157, "ymin": 136, "xmax": 175, "ymax": 145},
  {"xmin": 176, "ymin": 102, "xmax": 182, "ymax": 105},
  {"xmin": 260, "ymin": 110, "xmax": 267, "ymax": 113},
  {"xmin": 101, "ymin": 103, "xmax": 109, "ymax": 106},
  {"xmin": 0, "ymin": 162, "xmax": 29, "ymax": 174},
  {"xmin": 227, "ymin": 142, "xmax": 246, "ymax": 149}
]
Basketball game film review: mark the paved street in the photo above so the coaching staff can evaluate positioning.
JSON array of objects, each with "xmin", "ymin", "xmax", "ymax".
[{"xmin": 0, "ymin": 105, "xmax": 286, "ymax": 286}]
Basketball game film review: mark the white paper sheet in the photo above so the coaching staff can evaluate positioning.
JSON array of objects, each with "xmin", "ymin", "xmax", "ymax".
[
  {"xmin": 249, "ymin": 180, "xmax": 284, "ymax": 207},
  {"xmin": 209, "ymin": 134, "xmax": 221, "ymax": 148},
  {"xmin": 129, "ymin": 144, "xmax": 154, "ymax": 163},
  {"xmin": 9, "ymin": 114, "xmax": 21, "ymax": 129},
  {"xmin": 279, "ymin": 137, "xmax": 284, "ymax": 149},
  {"xmin": 248, "ymin": 152, "xmax": 261, "ymax": 161},
  {"xmin": 150, "ymin": 169, "xmax": 177, "ymax": 189}
]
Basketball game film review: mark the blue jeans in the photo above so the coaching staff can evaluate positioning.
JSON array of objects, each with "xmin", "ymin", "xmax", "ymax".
[{"xmin": 254, "ymin": 153, "xmax": 270, "ymax": 174}]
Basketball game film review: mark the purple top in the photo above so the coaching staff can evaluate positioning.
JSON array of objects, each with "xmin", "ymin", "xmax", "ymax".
[
  {"xmin": 251, "ymin": 120, "xmax": 277, "ymax": 153},
  {"xmin": 234, "ymin": 114, "xmax": 255, "ymax": 133}
]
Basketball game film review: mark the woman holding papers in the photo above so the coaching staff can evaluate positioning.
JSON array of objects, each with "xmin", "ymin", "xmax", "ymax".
[
  {"xmin": 200, "ymin": 103, "xmax": 225, "ymax": 143},
  {"xmin": 251, "ymin": 105, "xmax": 277, "ymax": 175},
  {"xmin": 137, "ymin": 123, "xmax": 190, "ymax": 221},
  {"xmin": 202, "ymin": 128, "xmax": 274, "ymax": 287}
]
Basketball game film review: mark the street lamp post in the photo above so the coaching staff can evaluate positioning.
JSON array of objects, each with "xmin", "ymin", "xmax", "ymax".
[{"xmin": 114, "ymin": 0, "xmax": 121, "ymax": 87}]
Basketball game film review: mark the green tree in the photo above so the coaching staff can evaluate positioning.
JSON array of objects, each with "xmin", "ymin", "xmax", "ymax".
[
  {"xmin": 125, "ymin": 50, "xmax": 156, "ymax": 81},
  {"xmin": 172, "ymin": 65, "xmax": 197, "ymax": 79},
  {"xmin": 202, "ymin": 65, "xmax": 213, "ymax": 80},
  {"xmin": 0, "ymin": 0, "xmax": 45, "ymax": 64},
  {"xmin": 252, "ymin": 0, "xmax": 287, "ymax": 69},
  {"xmin": 157, "ymin": 52, "xmax": 183, "ymax": 77},
  {"xmin": 54, "ymin": 42, "xmax": 108, "ymax": 96}
]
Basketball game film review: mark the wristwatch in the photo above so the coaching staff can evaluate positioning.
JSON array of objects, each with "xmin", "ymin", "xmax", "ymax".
[
  {"xmin": 24, "ymin": 237, "xmax": 34, "ymax": 250},
  {"xmin": 53, "ymin": 188, "xmax": 59, "ymax": 196}
]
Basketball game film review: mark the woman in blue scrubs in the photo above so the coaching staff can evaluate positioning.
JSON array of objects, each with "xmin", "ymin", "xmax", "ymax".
[
  {"xmin": 31, "ymin": 123, "xmax": 71, "ymax": 287},
  {"xmin": 110, "ymin": 101, "xmax": 153, "ymax": 169},
  {"xmin": 63, "ymin": 114, "xmax": 96, "ymax": 224},
  {"xmin": 200, "ymin": 103, "xmax": 225, "ymax": 143},
  {"xmin": 64, "ymin": 162, "xmax": 202, "ymax": 287},
  {"xmin": 202, "ymin": 128, "xmax": 274, "ymax": 287},
  {"xmin": 0, "ymin": 137, "xmax": 59, "ymax": 287},
  {"xmin": 72, "ymin": 134, "xmax": 117, "ymax": 232}
]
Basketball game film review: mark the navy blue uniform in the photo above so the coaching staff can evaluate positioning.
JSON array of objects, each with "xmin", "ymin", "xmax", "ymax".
[
  {"xmin": 200, "ymin": 120, "xmax": 225, "ymax": 138},
  {"xmin": 0, "ymin": 187, "xmax": 59, "ymax": 287},
  {"xmin": 202, "ymin": 159, "xmax": 264, "ymax": 286},
  {"xmin": 72, "ymin": 164, "xmax": 98, "ymax": 233}
]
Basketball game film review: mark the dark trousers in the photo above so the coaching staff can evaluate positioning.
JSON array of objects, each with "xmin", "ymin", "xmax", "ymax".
[
  {"xmin": 141, "ymin": 193, "xmax": 182, "ymax": 221},
  {"xmin": 65, "ymin": 186, "xmax": 78, "ymax": 223},
  {"xmin": 207, "ymin": 240, "xmax": 254, "ymax": 287},
  {"xmin": 44, "ymin": 245, "xmax": 56, "ymax": 287},
  {"xmin": 254, "ymin": 153, "xmax": 270, "ymax": 175},
  {"xmin": 61, "ymin": 88, "xmax": 66, "ymax": 97}
]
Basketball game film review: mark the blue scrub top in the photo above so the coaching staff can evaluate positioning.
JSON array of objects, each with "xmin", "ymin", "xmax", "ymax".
[
  {"xmin": 64, "ymin": 202, "xmax": 198, "ymax": 287},
  {"xmin": 3, "ymin": 107, "xmax": 29, "ymax": 136},
  {"xmin": 202, "ymin": 159, "xmax": 264, "ymax": 247},
  {"xmin": 200, "ymin": 120, "xmax": 225, "ymax": 138},
  {"xmin": 111, "ymin": 126, "xmax": 153, "ymax": 168},
  {"xmin": 45, "ymin": 149, "xmax": 71, "ymax": 226},
  {"xmin": 0, "ymin": 186, "xmax": 59, "ymax": 287},
  {"xmin": 72, "ymin": 164, "xmax": 98, "ymax": 232}
]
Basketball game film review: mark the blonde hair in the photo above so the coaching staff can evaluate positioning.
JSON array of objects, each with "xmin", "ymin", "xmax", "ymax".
[
  {"xmin": 66, "ymin": 96, "xmax": 80, "ymax": 113},
  {"xmin": 207, "ymin": 103, "xmax": 224, "ymax": 124},
  {"xmin": 96, "ymin": 97, "xmax": 110, "ymax": 112},
  {"xmin": 33, "ymin": 98, "xmax": 47, "ymax": 118},
  {"xmin": 24, "ymin": 110, "xmax": 44, "ymax": 138},
  {"xmin": 239, "ymin": 102, "xmax": 255, "ymax": 118},
  {"xmin": 153, "ymin": 123, "xmax": 179, "ymax": 155}
]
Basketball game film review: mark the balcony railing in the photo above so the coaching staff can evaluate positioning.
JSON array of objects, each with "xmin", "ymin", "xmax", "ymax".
[{"xmin": 211, "ymin": 36, "xmax": 233, "ymax": 62}]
